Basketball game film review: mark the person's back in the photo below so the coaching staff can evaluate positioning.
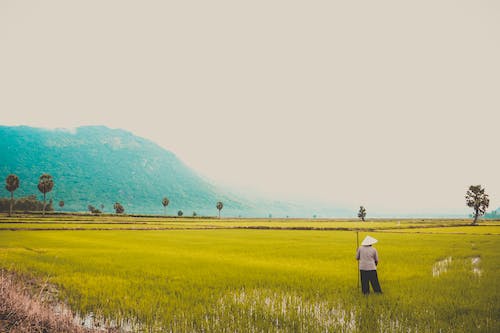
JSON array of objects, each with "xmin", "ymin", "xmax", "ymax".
[{"xmin": 356, "ymin": 245, "xmax": 378, "ymax": 271}]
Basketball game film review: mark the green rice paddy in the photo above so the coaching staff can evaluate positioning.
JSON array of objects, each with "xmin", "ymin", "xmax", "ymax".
[{"xmin": 0, "ymin": 215, "xmax": 498, "ymax": 332}]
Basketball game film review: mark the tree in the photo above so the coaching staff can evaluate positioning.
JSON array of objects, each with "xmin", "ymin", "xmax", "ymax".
[
  {"xmin": 177, "ymin": 210, "xmax": 183, "ymax": 217},
  {"xmin": 59, "ymin": 200, "xmax": 64, "ymax": 210},
  {"xmin": 88, "ymin": 205, "xmax": 101, "ymax": 214},
  {"xmin": 162, "ymin": 197, "xmax": 170, "ymax": 216},
  {"xmin": 465, "ymin": 185, "xmax": 489, "ymax": 225},
  {"xmin": 5, "ymin": 174, "xmax": 20, "ymax": 217},
  {"xmin": 216, "ymin": 201, "xmax": 223, "ymax": 219},
  {"xmin": 113, "ymin": 202, "xmax": 124, "ymax": 214},
  {"xmin": 37, "ymin": 174, "xmax": 54, "ymax": 216},
  {"xmin": 358, "ymin": 206, "xmax": 367, "ymax": 222}
]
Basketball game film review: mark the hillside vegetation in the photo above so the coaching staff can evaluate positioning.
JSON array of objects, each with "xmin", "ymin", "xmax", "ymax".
[{"xmin": 0, "ymin": 126, "xmax": 245, "ymax": 216}]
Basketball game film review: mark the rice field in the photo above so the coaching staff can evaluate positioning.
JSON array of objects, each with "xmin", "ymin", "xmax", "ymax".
[
  {"xmin": 0, "ymin": 214, "xmax": 491, "ymax": 230},
  {"xmin": 0, "ymin": 215, "xmax": 498, "ymax": 332}
]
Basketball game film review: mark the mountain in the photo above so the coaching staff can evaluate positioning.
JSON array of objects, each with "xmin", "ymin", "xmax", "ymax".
[
  {"xmin": 0, "ymin": 126, "xmax": 247, "ymax": 216},
  {"xmin": 0, "ymin": 125, "xmax": 350, "ymax": 217}
]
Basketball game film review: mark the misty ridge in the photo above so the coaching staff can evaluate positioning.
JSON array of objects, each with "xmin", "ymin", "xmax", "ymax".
[
  {"xmin": 1, "ymin": 125, "xmax": 497, "ymax": 219},
  {"xmin": 0, "ymin": 125, "xmax": 350, "ymax": 218}
]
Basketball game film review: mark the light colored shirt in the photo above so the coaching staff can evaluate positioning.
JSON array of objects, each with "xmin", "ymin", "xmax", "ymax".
[{"xmin": 356, "ymin": 246, "xmax": 379, "ymax": 271}]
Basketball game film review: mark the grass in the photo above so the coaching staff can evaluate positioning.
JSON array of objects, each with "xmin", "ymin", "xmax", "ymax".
[{"xmin": 0, "ymin": 215, "xmax": 498, "ymax": 332}]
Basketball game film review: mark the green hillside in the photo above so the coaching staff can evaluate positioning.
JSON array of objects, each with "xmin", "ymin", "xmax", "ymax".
[{"xmin": 0, "ymin": 126, "xmax": 246, "ymax": 216}]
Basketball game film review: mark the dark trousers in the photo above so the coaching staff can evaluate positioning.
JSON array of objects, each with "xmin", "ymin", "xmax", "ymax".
[{"xmin": 360, "ymin": 270, "xmax": 382, "ymax": 294}]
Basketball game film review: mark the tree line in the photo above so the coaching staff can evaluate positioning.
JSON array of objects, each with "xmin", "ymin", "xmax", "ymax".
[
  {"xmin": 0, "ymin": 195, "xmax": 54, "ymax": 214},
  {"xmin": 2, "ymin": 173, "xmax": 493, "ymax": 223},
  {"xmin": 3, "ymin": 173, "xmax": 53, "ymax": 216},
  {"xmin": 3, "ymin": 173, "xmax": 225, "ymax": 218}
]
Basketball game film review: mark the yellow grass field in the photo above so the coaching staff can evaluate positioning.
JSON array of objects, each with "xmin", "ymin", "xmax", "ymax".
[{"xmin": 0, "ymin": 214, "xmax": 498, "ymax": 332}]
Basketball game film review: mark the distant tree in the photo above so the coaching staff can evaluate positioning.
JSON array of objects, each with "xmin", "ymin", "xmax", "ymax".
[
  {"xmin": 358, "ymin": 206, "xmax": 367, "ymax": 222},
  {"xmin": 216, "ymin": 201, "xmax": 223, "ymax": 219},
  {"xmin": 87, "ymin": 205, "xmax": 101, "ymax": 214},
  {"xmin": 177, "ymin": 210, "xmax": 183, "ymax": 217},
  {"xmin": 484, "ymin": 209, "xmax": 498, "ymax": 219},
  {"xmin": 59, "ymin": 200, "xmax": 64, "ymax": 210},
  {"xmin": 5, "ymin": 174, "xmax": 20, "ymax": 217},
  {"xmin": 162, "ymin": 197, "xmax": 170, "ymax": 216},
  {"xmin": 192, "ymin": 211, "xmax": 197, "ymax": 217},
  {"xmin": 465, "ymin": 185, "xmax": 489, "ymax": 225},
  {"xmin": 37, "ymin": 173, "xmax": 54, "ymax": 216},
  {"xmin": 100, "ymin": 204, "xmax": 104, "ymax": 212},
  {"xmin": 113, "ymin": 202, "xmax": 124, "ymax": 214}
]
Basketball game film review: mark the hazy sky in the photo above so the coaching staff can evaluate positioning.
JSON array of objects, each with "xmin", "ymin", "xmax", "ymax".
[{"xmin": 1, "ymin": 1, "xmax": 499, "ymax": 215}]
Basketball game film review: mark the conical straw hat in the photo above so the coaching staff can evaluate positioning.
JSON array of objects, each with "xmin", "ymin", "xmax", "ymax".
[{"xmin": 361, "ymin": 235, "xmax": 378, "ymax": 246}]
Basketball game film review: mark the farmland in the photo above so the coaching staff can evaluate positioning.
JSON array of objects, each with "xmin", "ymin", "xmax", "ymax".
[{"xmin": 0, "ymin": 215, "xmax": 498, "ymax": 332}]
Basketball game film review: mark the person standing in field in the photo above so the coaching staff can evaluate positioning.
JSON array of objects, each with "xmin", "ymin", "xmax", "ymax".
[{"xmin": 356, "ymin": 235, "xmax": 382, "ymax": 294}]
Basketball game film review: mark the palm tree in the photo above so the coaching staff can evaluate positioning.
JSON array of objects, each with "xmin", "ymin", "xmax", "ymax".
[
  {"xmin": 162, "ymin": 197, "xmax": 170, "ymax": 216},
  {"xmin": 59, "ymin": 200, "xmax": 65, "ymax": 211},
  {"xmin": 216, "ymin": 201, "xmax": 223, "ymax": 219},
  {"xmin": 5, "ymin": 174, "xmax": 20, "ymax": 217},
  {"xmin": 37, "ymin": 173, "xmax": 54, "ymax": 216}
]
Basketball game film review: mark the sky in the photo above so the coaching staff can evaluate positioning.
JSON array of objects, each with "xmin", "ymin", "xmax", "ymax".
[{"xmin": 1, "ymin": 1, "xmax": 499, "ymax": 216}]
